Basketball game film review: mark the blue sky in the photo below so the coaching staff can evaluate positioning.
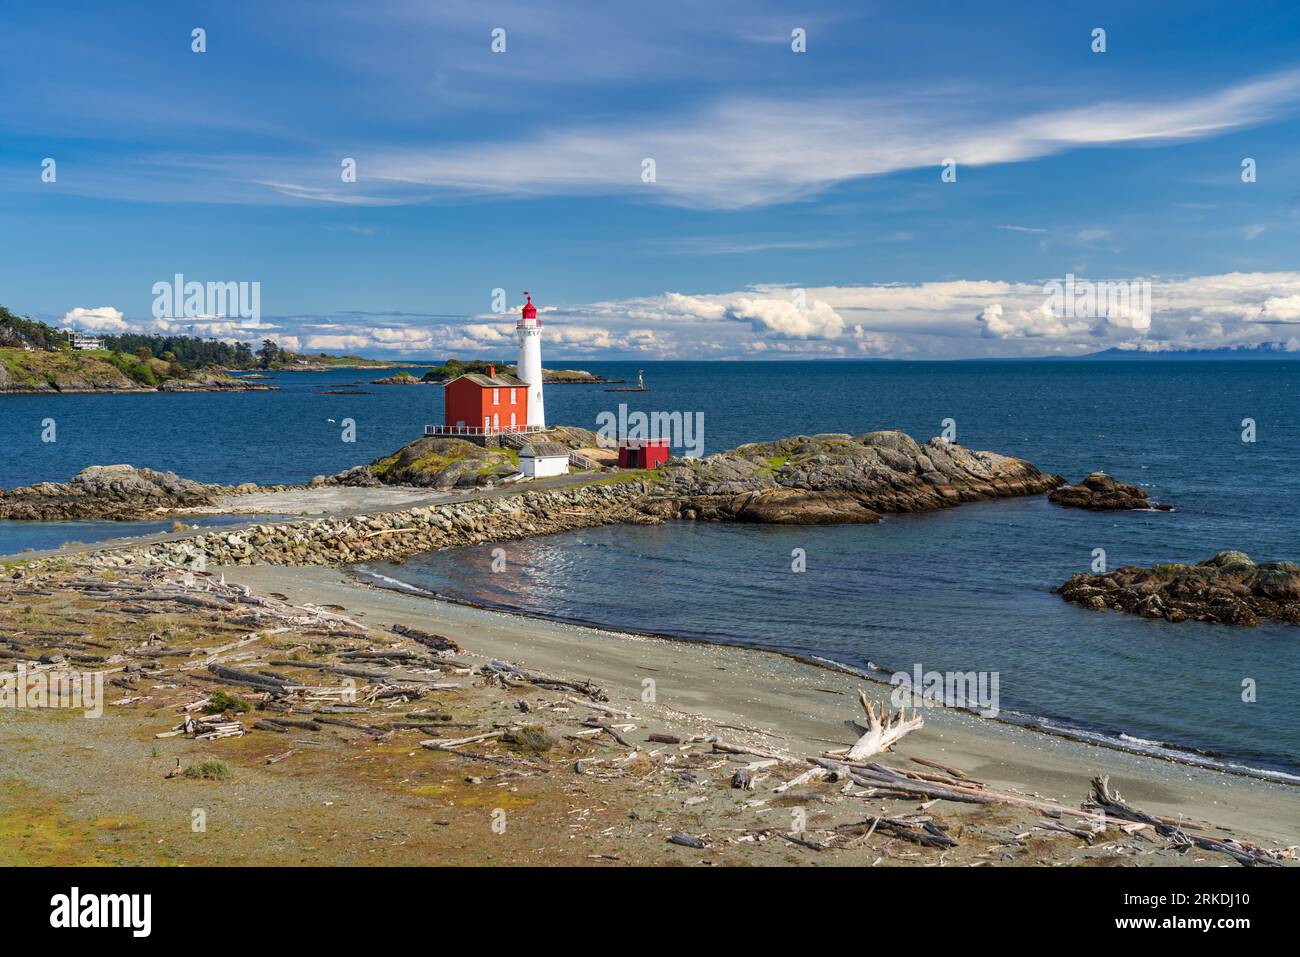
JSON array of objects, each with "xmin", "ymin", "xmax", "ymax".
[{"xmin": 3, "ymin": 0, "xmax": 1300, "ymax": 358}]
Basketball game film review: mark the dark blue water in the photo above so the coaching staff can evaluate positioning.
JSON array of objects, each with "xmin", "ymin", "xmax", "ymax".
[{"xmin": 3, "ymin": 360, "xmax": 1299, "ymax": 774}]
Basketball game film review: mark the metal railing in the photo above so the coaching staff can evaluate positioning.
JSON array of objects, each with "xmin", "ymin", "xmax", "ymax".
[
  {"xmin": 424, "ymin": 424, "xmax": 546, "ymax": 438},
  {"xmin": 568, "ymin": 449, "xmax": 599, "ymax": 470}
]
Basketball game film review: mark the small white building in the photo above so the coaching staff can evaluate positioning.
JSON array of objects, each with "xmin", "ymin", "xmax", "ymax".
[{"xmin": 519, "ymin": 441, "xmax": 570, "ymax": 479}]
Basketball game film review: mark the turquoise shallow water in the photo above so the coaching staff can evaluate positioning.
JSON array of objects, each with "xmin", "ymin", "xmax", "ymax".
[{"xmin": 2, "ymin": 359, "xmax": 1298, "ymax": 774}]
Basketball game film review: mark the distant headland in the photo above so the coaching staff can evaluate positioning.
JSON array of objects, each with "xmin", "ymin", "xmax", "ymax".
[
  {"xmin": 0, "ymin": 304, "xmax": 409, "ymax": 394},
  {"xmin": 410, "ymin": 358, "xmax": 618, "ymax": 385}
]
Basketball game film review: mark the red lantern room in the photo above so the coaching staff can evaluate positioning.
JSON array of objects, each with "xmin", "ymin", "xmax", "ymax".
[{"xmin": 518, "ymin": 292, "xmax": 539, "ymax": 328}]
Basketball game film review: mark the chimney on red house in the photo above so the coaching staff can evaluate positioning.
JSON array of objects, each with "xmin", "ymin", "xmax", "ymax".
[{"xmin": 487, "ymin": 364, "xmax": 495, "ymax": 378}]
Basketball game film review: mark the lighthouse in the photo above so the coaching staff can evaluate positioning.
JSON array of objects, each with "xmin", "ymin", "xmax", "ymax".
[{"xmin": 516, "ymin": 292, "xmax": 545, "ymax": 429}]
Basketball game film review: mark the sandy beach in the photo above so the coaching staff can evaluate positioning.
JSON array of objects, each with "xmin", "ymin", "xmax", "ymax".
[{"xmin": 228, "ymin": 564, "xmax": 1300, "ymax": 851}]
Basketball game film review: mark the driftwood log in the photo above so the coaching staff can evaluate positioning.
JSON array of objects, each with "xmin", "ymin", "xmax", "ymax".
[
  {"xmin": 484, "ymin": 660, "xmax": 608, "ymax": 701},
  {"xmin": 390, "ymin": 624, "xmax": 462, "ymax": 655},
  {"xmin": 1084, "ymin": 776, "xmax": 1281, "ymax": 867}
]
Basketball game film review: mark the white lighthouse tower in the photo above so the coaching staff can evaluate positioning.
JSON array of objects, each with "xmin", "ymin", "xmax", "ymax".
[{"xmin": 516, "ymin": 292, "xmax": 545, "ymax": 429}]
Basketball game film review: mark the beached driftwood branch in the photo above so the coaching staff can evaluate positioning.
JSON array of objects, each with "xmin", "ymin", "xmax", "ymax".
[
  {"xmin": 483, "ymin": 659, "xmax": 609, "ymax": 701},
  {"xmin": 1084, "ymin": 775, "xmax": 1281, "ymax": 867},
  {"xmin": 845, "ymin": 691, "xmax": 922, "ymax": 761},
  {"xmin": 390, "ymin": 624, "xmax": 462, "ymax": 655},
  {"xmin": 842, "ymin": 815, "xmax": 956, "ymax": 849}
]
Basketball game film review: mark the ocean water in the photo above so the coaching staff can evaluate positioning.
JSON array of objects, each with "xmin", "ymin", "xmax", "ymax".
[
  {"xmin": 0, "ymin": 514, "xmax": 280, "ymax": 557},
  {"xmin": 2, "ymin": 360, "xmax": 1299, "ymax": 774}
]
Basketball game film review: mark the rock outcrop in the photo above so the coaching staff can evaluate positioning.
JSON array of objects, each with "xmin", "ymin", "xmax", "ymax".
[
  {"xmin": 1049, "ymin": 472, "xmax": 1172, "ymax": 511},
  {"xmin": 0, "ymin": 350, "xmax": 275, "ymax": 393},
  {"xmin": 370, "ymin": 372, "xmax": 424, "ymax": 385},
  {"xmin": 156, "ymin": 371, "xmax": 275, "ymax": 392},
  {"xmin": 336, "ymin": 427, "xmax": 608, "ymax": 489},
  {"xmin": 0, "ymin": 352, "xmax": 146, "ymax": 393},
  {"xmin": 0, "ymin": 465, "xmax": 226, "ymax": 521},
  {"xmin": 352, "ymin": 437, "xmax": 521, "ymax": 489},
  {"xmin": 1057, "ymin": 551, "xmax": 1300, "ymax": 626},
  {"xmin": 642, "ymin": 431, "xmax": 1064, "ymax": 524},
  {"xmin": 87, "ymin": 481, "xmax": 653, "ymax": 569}
]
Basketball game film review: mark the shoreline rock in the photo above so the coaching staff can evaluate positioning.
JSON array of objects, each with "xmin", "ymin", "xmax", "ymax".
[
  {"xmin": 156, "ymin": 371, "xmax": 276, "ymax": 392},
  {"xmin": 0, "ymin": 465, "xmax": 228, "ymax": 521},
  {"xmin": 643, "ymin": 431, "xmax": 1065, "ymax": 524},
  {"xmin": 1049, "ymin": 472, "xmax": 1172, "ymax": 511},
  {"xmin": 370, "ymin": 372, "xmax": 426, "ymax": 385},
  {"xmin": 1057, "ymin": 551, "xmax": 1300, "ymax": 626},
  {"xmin": 329, "ymin": 426, "xmax": 608, "ymax": 490}
]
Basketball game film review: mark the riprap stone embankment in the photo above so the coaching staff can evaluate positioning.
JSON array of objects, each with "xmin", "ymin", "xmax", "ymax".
[{"xmin": 85, "ymin": 481, "xmax": 654, "ymax": 569}]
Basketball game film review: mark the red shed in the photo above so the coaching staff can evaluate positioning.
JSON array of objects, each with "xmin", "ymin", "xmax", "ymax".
[
  {"xmin": 617, "ymin": 438, "xmax": 671, "ymax": 469},
  {"xmin": 442, "ymin": 364, "xmax": 529, "ymax": 434}
]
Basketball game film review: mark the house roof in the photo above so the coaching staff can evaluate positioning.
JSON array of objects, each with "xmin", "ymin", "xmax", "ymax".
[
  {"xmin": 446, "ymin": 372, "xmax": 527, "ymax": 388},
  {"xmin": 520, "ymin": 441, "xmax": 569, "ymax": 458}
]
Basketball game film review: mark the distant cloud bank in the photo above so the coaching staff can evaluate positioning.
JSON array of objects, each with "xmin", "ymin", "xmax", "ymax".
[{"xmin": 64, "ymin": 271, "xmax": 1300, "ymax": 360}]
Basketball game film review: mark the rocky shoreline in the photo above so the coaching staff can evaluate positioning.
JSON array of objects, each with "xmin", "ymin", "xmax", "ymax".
[
  {"xmin": 1049, "ymin": 472, "xmax": 1172, "ymax": 511},
  {"xmin": 1058, "ymin": 551, "xmax": 1300, "ymax": 626},
  {"xmin": 0, "ymin": 356, "xmax": 276, "ymax": 394},
  {"xmin": 0, "ymin": 465, "xmax": 234, "ymax": 521},
  {"xmin": 0, "ymin": 428, "xmax": 1067, "ymax": 533},
  {"xmin": 644, "ymin": 431, "xmax": 1064, "ymax": 524}
]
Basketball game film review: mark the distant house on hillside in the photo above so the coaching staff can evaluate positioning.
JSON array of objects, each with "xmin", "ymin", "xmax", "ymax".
[{"xmin": 66, "ymin": 332, "xmax": 104, "ymax": 351}]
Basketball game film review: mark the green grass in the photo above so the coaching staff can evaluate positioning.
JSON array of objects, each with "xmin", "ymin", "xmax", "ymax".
[
  {"xmin": 204, "ymin": 691, "xmax": 252, "ymax": 714},
  {"xmin": 592, "ymin": 469, "xmax": 664, "ymax": 486},
  {"xmin": 181, "ymin": 761, "xmax": 231, "ymax": 781}
]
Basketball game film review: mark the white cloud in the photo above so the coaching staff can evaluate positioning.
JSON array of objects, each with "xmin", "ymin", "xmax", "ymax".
[
  {"xmin": 336, "ymin": 69, "xmax": 1300, "ymax": 209},
  {"xmin": 725, "ymin": 297, "xmax": 844, "ymax": 339},
  {"xmin": 58, "ymin": 270, "xmax": 1300, "ymax": 361},
  {"xmin": 1106, "ymin": 306, "xmax": 1152, "ymax": 333},
  {"xmin": 304, "ymin": 334, "xmax": 374, "ymax": 352},
  {"xmin": 462, "ymin": 322, "xmax": 511, "ymax": 342},
  {"xmin": 64, "ymin": 306, "xmax": 128, "ymax": 332},
  {"xmin": 978, "ymin": 302, "xmax": 1085, "ymax": 339},
  {"xmin": 1260, "ymin": 295, "xmax": 1300, "ymax": 321},
  {"xmin": 663, "ymin": 292, "xmax": 727, "ymax": 321}
]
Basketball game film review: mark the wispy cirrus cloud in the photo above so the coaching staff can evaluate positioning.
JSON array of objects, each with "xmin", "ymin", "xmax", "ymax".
[
  {"xmin": 332, "ymin": 69, "xmax": 1300, "ymax": 209},
  {"xmin": 19, "ymin": 68, "xmax": 1300, "ymax": 211}
]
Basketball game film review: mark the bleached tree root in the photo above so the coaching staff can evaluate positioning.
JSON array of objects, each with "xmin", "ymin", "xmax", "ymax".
[{"xmin": 845, "ymin": 690, "xmax": 923, "ymax": 761}]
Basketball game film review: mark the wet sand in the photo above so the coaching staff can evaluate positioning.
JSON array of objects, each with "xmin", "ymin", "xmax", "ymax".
[{"xmin": 227, "ymin": 564, "xmax": 1300, "ymax": 851}]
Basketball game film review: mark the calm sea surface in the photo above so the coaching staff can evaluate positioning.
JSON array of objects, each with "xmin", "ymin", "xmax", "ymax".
[{"xmin": 3, "ymin": 360, "xmax": 1298, "ymax": 774}]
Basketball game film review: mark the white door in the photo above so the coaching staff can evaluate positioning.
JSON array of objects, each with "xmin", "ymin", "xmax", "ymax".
[
  {"xmin": 493, "ymin": 413, "xmax": 499, "ymax": 430},
  {"xmin": 510, "ymin": 412, "xmax": 517, "ymax": 429},
  {"xmin": 483, "ymin": 416, "xmax": 490, "ymax": 432}
]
